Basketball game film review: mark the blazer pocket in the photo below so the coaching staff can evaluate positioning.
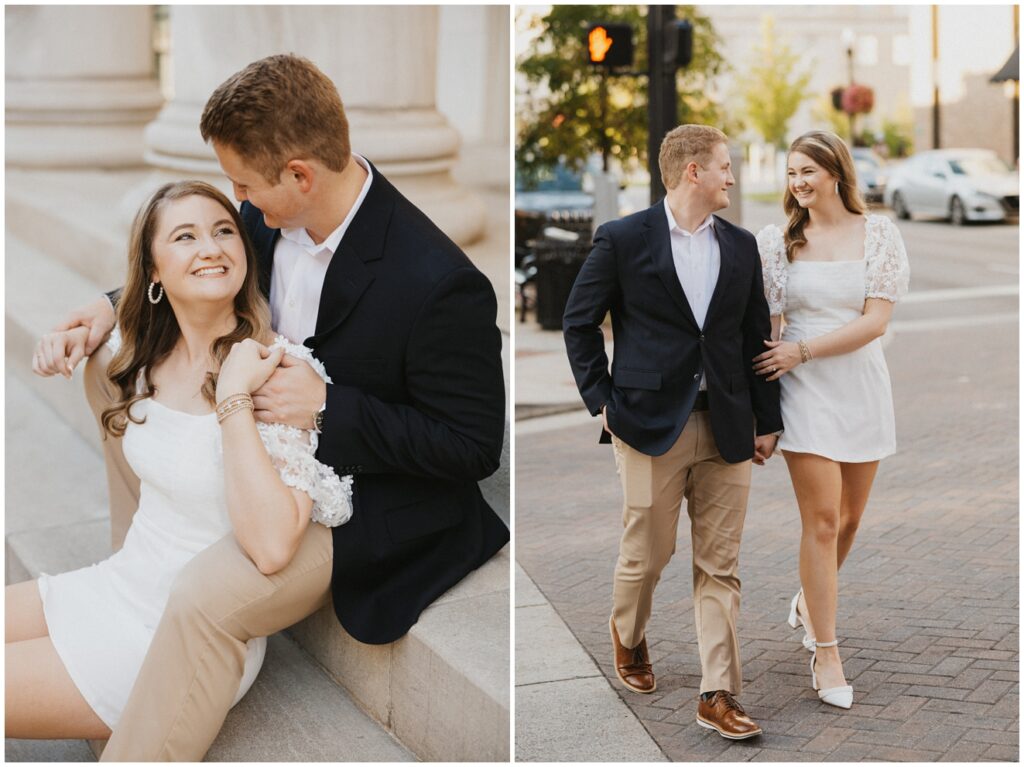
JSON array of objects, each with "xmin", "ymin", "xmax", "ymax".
[
  {"xmin": 729, "ymin": 372, "xmax": 750, "ymax": 393},
  {"xmin": 613, "ymin": 367, "xmax": 662, "ymax": 391},
  {"xmin": 383, "ymin": 494, "xmax": 463, "ymax": 545}
]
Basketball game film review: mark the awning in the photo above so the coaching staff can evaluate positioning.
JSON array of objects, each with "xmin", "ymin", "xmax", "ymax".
[{"xmin": 991, "ymin": 45, "xmax": 1019, "ymax": 83}]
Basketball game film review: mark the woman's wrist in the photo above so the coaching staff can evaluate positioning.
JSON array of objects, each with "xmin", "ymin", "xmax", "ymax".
[{"xmin": 216, "ymin": 392, "xmax": 254, "ymax": 424}]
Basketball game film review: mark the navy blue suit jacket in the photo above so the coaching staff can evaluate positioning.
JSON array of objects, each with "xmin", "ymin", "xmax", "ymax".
[
  {"xmin": 563, "ymin": 201, "xmax": 782, "ymax": 461},
  {"xmin": 241, "ymin": 162, "xmax": 508, "ymax": 643}
]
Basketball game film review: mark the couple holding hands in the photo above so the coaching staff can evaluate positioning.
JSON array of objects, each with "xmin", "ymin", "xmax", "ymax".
[
  {"xmin": 564, "ymin": 125, "xmax": 909, "ymax": 738},
  {"xmin": 8, "ymin": 54, "xmax": 508, "ymax": 759}
]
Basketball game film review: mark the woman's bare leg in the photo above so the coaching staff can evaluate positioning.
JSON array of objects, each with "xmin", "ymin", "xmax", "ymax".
[
  {"xmin": 6, "ymin": 581, "xmax": 48, "ymax": 644},
  {"xmin": 6, "ymin": 637, "xmax": 111, "ymax": 739},
  {"xmin": 837, "ymin": 461, "xmax": 880, "ymax": 568},
  {"xmin": 784, "ymin": 450, "xmax": 847, "ymax": 691},
  {"xmin": 795, "ymin": 460, "xmax": 880, "ymax": 635}
]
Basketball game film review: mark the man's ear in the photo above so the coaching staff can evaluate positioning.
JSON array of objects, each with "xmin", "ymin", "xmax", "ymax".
[
  {"xmin": 686, "ymin": 161, "xmax": 701, "ymax": 184},
  {"xmin": 284, "ymin": 159, "xmax": 315, "ymax": 192}
]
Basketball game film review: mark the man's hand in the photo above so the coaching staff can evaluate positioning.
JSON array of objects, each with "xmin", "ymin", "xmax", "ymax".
[
  {"xmin": 601, "ymin": 404, "xmax": 614, "ymax": 437},
  {"xmin": 753, "ymin": 433, "xmax": 779, "ymax": 466},
  {"xmin": 33, "ymin": 326, "xmax": 90, "ymax": 378},
  {"xmin": 54, "ymin": 295, "xmax": 117, "ymax": 358},
  {"xmin": 251, "ymin": 354, "xmax": 326, "ymax": 429}
]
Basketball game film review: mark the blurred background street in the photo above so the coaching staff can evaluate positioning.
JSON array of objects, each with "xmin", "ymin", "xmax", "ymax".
[{"xmin": 514, "ymin": 3, "xmax": 1018, "ymax": 761}]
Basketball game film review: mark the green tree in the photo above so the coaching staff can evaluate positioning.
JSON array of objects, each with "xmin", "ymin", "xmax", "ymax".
[
  {"xmin": 738, "ymin": 16, "xmax": 812, "ymax": 149},
  {"xmin": 516, "ymin": 6, "xmax": 730, "ymax": 188}
]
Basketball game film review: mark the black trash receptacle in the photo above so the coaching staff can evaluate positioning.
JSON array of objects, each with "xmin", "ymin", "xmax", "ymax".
[{"xmin": 534, "ymin": 220, "xmax": 592, "ymax": 331}]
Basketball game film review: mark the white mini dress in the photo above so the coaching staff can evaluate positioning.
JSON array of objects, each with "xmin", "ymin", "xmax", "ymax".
[
  {"xmin": 37, "ymin": 335, "xmax": 353, "ymax": 729},
  {"xmin": 755, "ymin": 215, "xmax": 910, "ymax": 462}
]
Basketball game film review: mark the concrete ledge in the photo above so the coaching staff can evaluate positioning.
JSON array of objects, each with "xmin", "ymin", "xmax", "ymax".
[{"xmin": 289, "ymin": 547, "xmax": 510, "ymax": 762}]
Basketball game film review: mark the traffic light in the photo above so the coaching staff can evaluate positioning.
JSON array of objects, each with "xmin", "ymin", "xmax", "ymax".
[
  {"xmin": 586, "ymin": 23, "xmax": 633, "ymax": 68},
  {"xmin": 664, "ymin": 20, "xmax": 692, "ymax": 68}
]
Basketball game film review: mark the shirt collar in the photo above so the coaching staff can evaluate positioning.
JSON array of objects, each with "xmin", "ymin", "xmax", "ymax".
[
  {"xmin": 280, "ymin": 153, "xmax": 373, "ymax": 255},
  {"xmin": 664, "ymin": 198, "xmax": 715, "ymax": 237}
]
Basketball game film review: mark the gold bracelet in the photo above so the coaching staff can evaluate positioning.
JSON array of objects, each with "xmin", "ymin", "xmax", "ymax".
[
  {"xmin": 798, "ymin": 339, "xmax": 813, "ymax": 363},
  {"xmin": 216, "ymin": 393, "xmax": 254, "ymax": 424}
]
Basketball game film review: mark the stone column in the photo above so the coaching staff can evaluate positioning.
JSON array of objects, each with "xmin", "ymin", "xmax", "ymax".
[
  {"xmin": 135, "ymin": 6, "xmax": 485, "ymax": 245},
  {"xmin": 5, "ymin": 6, "xmax": 163, "ymax": 168}
]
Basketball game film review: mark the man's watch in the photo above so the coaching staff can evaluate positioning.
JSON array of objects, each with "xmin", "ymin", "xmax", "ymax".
[{"xmin": 313, "ymin": 404, "xmax": 326, "ymax": 433}]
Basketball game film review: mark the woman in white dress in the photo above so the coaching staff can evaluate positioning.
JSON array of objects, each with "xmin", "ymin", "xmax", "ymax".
[
  {"xmin": 7, "ymin": 181, "xmax": 351, "ymax": 739},
  {"xmin": 753, "ymin": 131, "xmax": 909, "ymax": 709}
]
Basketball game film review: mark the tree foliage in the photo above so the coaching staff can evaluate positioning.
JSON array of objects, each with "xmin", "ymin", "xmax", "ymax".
[
  {"xmin": 516, "ymin": 6, "xmax": 729, "ymax": 188},
  {"xmin": 738, "ymin": 16, "xmax": 812, "ymax": 149}
]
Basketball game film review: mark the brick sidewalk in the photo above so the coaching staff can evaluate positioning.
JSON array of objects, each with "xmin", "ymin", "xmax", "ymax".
[{"xmin": 516, "ymin": 321, "xmax": 1018, "ymax": 762}]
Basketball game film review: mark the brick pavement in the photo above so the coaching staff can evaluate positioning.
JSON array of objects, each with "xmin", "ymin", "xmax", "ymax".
[{"xmin": 516, "ymin": 320, "xmax": 1018, "ymax": 761}]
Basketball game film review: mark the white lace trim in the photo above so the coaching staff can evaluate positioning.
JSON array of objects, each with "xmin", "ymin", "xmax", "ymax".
[
  {"xmin": 255, "ymin": 422, "xmax": 353, "ymax": 528},
  {"xmin": 262, "ymin": 336, "xmax": 351, "ymax": 528},
  {"xmin": 106, "ymin": 328, "xmax": 353, "ymax": 528},
  {"xmin": 864, "ymin": 215, "xmax": 910, "ymax": 302},
  {"xmin": 755, "ymin": 224, "xmax": 787, "ymax": 316}
]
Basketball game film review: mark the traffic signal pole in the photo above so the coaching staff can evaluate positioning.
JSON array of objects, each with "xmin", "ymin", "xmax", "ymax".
[{"xmin": 648, "ymin": 5, "xmax": 677, "ymax": 203}]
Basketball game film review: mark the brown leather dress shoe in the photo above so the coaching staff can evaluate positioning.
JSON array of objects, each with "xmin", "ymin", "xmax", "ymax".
[
  {"xmin": 609, "ymin": 617, "xmax": 656, "ymax": 693},
  {"xmin": 696, "ymin": 690, "xmax": 762, "ymax": 740}
]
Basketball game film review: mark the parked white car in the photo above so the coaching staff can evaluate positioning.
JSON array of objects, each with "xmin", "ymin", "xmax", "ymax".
[{"xmin": 884, "ymin": 148, "xmax": 1019, "ymax": 225}]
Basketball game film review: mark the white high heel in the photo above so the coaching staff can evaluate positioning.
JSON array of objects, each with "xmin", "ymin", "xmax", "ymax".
[
  {"xmin": 811, "ymin": 639, "xmax": 853, "ymax": 709},
  {"xmin": 787, "ymin": 590, "xmax": 815, "ymax": 652}
]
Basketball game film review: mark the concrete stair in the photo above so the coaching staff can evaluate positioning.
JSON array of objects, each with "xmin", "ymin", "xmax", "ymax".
[{"xmin": 5, "ymin": 170, "xmax": 510, "ymax": 762}]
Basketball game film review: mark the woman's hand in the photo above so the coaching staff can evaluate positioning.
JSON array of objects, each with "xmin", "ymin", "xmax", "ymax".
[
  {"xmin": 33, "ymin": 326, "xmax": 90, "ymax": 378},
  {"xmin": 217, "ymin": 339, "xmax": 285, "ymax": 401},
  {"xmin": 752, "ymin": 339, "xmax": 801, "ymax": 382}
]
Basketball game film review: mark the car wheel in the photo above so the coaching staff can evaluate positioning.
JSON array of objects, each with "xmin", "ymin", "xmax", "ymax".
[
  {"xmin": 950, "ymin": 196, "xmax": 967, "ymax": 226},
  {"xmin": 892, "ymin": 191, "xmax": 910, "ymax": 220}
]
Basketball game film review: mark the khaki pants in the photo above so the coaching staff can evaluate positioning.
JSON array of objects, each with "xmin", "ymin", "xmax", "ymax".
[
  {"xmin": 610, "ymin": 412, "xmax": 752, "ymax": 695},
  {"xmin": 84, "ymin": 347, "xmax": 334, "ymax": 762}
]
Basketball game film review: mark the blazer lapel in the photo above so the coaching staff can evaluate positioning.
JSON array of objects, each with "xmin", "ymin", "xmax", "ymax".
[
  {"xmin": 304, "ymin": 161, "xmax": 393, "ymax": 347},
  {"xmin": 703, "ymin": 215, "xmax": 736, "ymax": 329},
  {"xmin": 641, "ymin": 202, "xmax": 700, "ymax": 332}
]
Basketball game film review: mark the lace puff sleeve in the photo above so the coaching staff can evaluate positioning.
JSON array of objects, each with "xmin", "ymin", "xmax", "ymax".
[
  {"xmin": 865, "ymin": 216, "xmax": 910, "ymax": 302},
  {"xmin": 255, "ymin": 336, "xmax": 353, "ymax": 528},
  {"xmin": 755, "ymin": 224, "xmax": 787, "ymax": 315}
]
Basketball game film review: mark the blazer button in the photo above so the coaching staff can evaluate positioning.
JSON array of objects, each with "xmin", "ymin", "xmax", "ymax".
[
  {"xmin": 693, "ymin": 374, "xmax": 700, "ymax": 381},
  {"xmin": 699, "ymin": 334, "xmax": 705, "ymax": 342}
]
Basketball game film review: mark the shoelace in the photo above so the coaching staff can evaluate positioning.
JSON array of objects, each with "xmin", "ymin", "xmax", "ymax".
[
  {"xmin": 624, "ymin": 646, "xmax": 651, "ymax": 673},
  {"xmin": 715, "ymin": 691, "xmax": 746, "ymax": 715}
]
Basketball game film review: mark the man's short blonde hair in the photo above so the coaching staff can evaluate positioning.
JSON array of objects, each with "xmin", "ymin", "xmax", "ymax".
[{"xmin": 658, "ymin": 125, "xmax": 729, "ymax": 190}]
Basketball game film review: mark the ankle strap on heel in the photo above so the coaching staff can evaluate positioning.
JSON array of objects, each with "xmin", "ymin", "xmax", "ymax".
[{"xmin": 815, "ymin": 639, "xmax": 839, "ymax": 648}]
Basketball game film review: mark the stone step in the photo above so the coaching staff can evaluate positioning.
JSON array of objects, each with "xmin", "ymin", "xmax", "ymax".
[
  {"xmin": 6, "ymin": 168, "xmax": 138, "ymax": 290},
  {"xmin": 7, "ymin": 632, "xmax": 415, "ymax": 763},
  {"xmin": 5, "ymin": 233, "xmax": 108, "ymax": 451}
]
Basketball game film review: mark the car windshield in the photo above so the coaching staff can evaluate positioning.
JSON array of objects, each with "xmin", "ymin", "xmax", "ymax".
[{"xmin": 948, "ymin": 156, "xmax": 1011, "ymax": 176}]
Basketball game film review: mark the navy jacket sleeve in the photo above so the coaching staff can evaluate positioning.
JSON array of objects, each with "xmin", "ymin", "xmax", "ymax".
[
  {"xmin": 562, "ymin": 224, "xmax": 619, "ymax": 416},
  {"xmin": 317, "ymin": 266, "xmax": 505, "ymax": 482},
  {"xmin": 741, "ymin": 246, "xmax": 784, "ymax": 435}
]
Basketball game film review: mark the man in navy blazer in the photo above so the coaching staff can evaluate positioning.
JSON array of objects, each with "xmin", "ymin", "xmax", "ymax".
[
  {"xmin": 563, "ymin": 125, "xmax": 781, "ymax": 740},
  {"xmin": 50, "ymin": 55, "xmax": 507, "ymax": 761}
]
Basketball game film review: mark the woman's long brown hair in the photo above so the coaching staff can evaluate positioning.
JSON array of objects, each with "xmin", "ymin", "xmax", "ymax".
[
  {"xmin": 101, "ymin": 181, "xmax": 271, "ymax": 438},
  {"xmin": 783, "ymin": 131, "xmax": 866, "ymax": 261}
]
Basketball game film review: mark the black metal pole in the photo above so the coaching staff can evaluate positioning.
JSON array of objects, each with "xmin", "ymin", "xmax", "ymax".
[
  {"xmin": 932, "ymin": 5, "xmax": 941, "ymax": 149},
  {"xmin": 648, "ymin": 5, "xmax": 676, "ymax": 204},
  {"xmin": 599, "ymin": 70, "xmax": 610, "ymax": 172}
]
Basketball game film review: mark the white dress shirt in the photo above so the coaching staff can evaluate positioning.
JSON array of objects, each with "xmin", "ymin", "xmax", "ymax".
[
  {"xmin": 664, "ymin": 198, "xmax": 720, "ymax": 390},
  {"xmin": 270, "ymin": 153, "xmax": 373, "ymax": 344}
]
